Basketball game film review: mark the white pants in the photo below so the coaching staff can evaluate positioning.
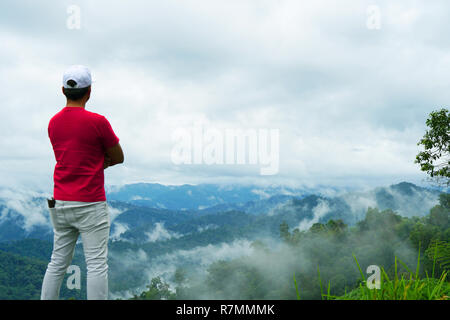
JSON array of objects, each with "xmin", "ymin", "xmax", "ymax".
[{"xmin": 41, "ymin": 200, "xmax": 110, "ymax": 300}]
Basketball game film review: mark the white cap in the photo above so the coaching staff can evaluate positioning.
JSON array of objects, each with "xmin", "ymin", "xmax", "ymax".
[{"xmin": 62, "ymin": 65, "xmax": 92, "ymax": 89}]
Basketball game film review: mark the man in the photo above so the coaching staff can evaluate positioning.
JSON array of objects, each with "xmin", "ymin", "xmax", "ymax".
[{"xmin": 41, "ymin": 65, "xmax": 124, "ymax": 300}]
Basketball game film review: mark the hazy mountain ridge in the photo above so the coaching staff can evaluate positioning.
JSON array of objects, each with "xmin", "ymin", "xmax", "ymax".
[
  {"xmin": 105, "ymin": 183, "xmax": 306, "ymax": 210},
  {"xmin": 0, "ymin": 182, "xmax": 442, "ymax": 243}
]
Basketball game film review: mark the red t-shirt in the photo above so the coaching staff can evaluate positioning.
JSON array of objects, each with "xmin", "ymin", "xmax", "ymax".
[{"xmin": 48, "ymin": 107, "xmax": 119, "ymax": 202}]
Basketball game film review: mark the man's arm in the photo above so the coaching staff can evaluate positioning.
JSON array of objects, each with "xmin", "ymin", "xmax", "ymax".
[{"xmin": 104, "ymin": 142, "xmax": 124, "ymax": 169}]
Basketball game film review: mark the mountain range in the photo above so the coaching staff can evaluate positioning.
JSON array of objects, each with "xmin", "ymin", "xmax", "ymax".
[
  {"xmin": 0, "ymin": 181, "xmax": 442, "ymax": 243},
  {"xmin": 0, "ymin": 181, "xmax": 445, "ymax": 299}
]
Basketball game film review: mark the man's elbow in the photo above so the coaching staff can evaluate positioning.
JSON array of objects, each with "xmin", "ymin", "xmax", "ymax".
[
  {"xmin": 105, "ymin": 143, "xmax": 124, "ymax": 165},
  {"xmin": 113, "ymin": 155, "xmax": 124, "ymax": 165}
]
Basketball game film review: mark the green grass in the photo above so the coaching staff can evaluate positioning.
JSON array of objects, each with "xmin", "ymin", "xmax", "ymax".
[{"xmin": 293, "ymin": 248, "xmax": 450, "ymax": 300}]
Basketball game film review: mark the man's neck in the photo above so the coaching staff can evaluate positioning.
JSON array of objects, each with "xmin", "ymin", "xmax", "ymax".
[{"xmin": 65, "ymin": 100, "xmax": 86, "ymax": 108}]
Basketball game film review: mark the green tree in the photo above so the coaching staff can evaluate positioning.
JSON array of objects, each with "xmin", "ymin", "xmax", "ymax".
[
  {"xmin": 173, "ymin": 268, "xmax": 186, "ymax": 286},
  {"xmin": 425, "ymin": 240, "xmax": 450, "ymax": 274},
  {"xmin": 415, "ymin": 108, "xmax": 450, "ymax": 186},
  {"xmin": 439, "ymin": 193, "xmax": 450, "ymax": 210},
  {"xmin": 279, "ymin": 221, "xmax": 290, "ymax": 243},
  {"xmin": 310, "ymin": 223, "xmax": 326, "ymax": 234},
  {"xmin": 428, "ymin": 205, "xmax": 449, "ymax": 228},
  {"xmin": 131, "ymin": 277, "xmax": 175, "ymax": 300}
]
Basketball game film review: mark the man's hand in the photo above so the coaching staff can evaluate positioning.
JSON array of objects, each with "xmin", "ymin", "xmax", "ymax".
[
  {"xmin": 104, "ymin": 154, "xmax": 112, "ymax": 169},
  {"xmin": 104, "ymin": 143, "xmax": 124, "ymax": 169}
]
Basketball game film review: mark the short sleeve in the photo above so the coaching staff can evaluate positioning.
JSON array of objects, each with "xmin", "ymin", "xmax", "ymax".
[{"xmin": 99, "ymin": 116, "xmax": 119, "ymax": 150}]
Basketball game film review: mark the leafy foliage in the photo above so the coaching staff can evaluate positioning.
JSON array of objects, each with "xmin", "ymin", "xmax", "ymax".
[
  {"xmin": 332, "ymin": 252, "xmax": 449, "ymax": 300},
  {"xmin": 415, "ymin": 108, "xmax": 450, "ymax": 186},
  {"xmin": 129, "ymin": 277, "xmax": 175, "ymax": 300},
  {"xmin": 426, "ymin": 240, "xmax": 450, "ymax": 271}
]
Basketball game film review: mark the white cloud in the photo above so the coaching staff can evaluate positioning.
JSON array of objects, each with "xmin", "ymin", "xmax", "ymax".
[
  {"xmin": 251, "ymin": 189, "xmax": 271, "ymax": 199},
  {"xmin": 145, "ymin": 222, "xmax": 181, "ymax": 243},
  {"xmin": 110, "ymin": 222, "xmax": 129, "ymax": 242},
  {"xmin": 0, "ymin": 0, "xmax": 447, "ymax": 190},
  {"xmin": 0, "ymin": 187, "xmax": 51, "ymax": 231},
  {"xmin": 196, "ymin": 224, "xmax": 218, "ymax": 233},
  {"xmin": 109, "ymin": 238, "xmax": 254, "ymax": 299},
  {"xmin": 108, "ymin": 204, "xmax": 124, "ymax": 221},
  {"xmin": 296, "ymin": 199, "xmax": 331, "ymax": 231}
]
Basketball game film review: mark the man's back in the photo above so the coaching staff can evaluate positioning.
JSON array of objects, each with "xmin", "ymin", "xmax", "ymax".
[
  {"xmin": 48, "ymin": 106, "xmax": 119, "ymax": 202},
  {"xmin": 42, "ymin": 65, "xmax": 123, "ymax": 300}
]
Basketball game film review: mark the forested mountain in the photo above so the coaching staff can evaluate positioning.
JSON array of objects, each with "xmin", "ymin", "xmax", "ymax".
[
  {"xmin": 105, "ymin": 183, "xmax": 306, "ymax": 210},
  {"xmin": 0, "ymin": 182, "xmax": 441, "ymax": 242},
  {"xmin": 0, "ymin": 239, "xmax": 86, "ymax": 299},
  {"xmin": 134, "ymin": 193, "xmax": 450, "ymax": 300},
  {"xmin": 0, "ymin": 182, "xmax": 446, "ymax": 299}
]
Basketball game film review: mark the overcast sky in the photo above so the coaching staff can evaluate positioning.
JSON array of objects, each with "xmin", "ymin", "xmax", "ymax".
[{"xmin": 0, "ymin": 0, "xmax": 448, "ymax": 192}]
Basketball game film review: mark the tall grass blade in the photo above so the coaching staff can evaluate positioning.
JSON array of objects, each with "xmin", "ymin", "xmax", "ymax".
[{"xmin": 293, "ymin": 272, "xmax": 300, "ymax": 300}]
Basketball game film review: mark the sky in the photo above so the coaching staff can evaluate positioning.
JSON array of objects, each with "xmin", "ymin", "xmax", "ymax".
[{"xmin": 0, "ymin": 0, "xmax": 449, "ymax": 192}]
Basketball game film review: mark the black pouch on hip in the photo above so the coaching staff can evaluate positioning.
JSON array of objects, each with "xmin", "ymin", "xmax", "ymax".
[{"xmin": 47, "ymin": 197, "xmax": 55, "ymax": 209}]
